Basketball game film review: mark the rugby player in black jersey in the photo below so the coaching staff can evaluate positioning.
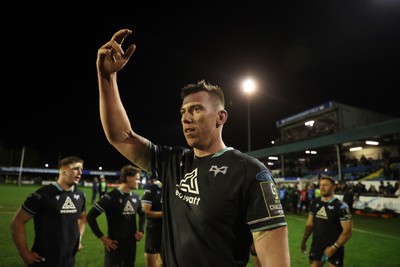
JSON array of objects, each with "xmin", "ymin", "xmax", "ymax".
[
  {"xmin": 10, "ymin": 156, "xmax": 87, "ymax": 267},
  {"xmin": 96, "ymin": 29, "xmax": 291, "ymax": 267},
  {"xmin": 142, "ymin": 179, "xmax": 163, "ymax": 267},
  {"xmin": 87, "ymin": 165, "xmax": 146, "ymax": 267},
  {"xmin": 301, "ymin": 176, "xmax": 353, "ymax": 267}
]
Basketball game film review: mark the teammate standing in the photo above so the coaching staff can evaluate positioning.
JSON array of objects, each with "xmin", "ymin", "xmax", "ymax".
[
  {"xmin": 10, "ymin": 156, "xmax": 86, "ymax": 267},
  {"xmin": 301, "ymin": 176, "xmax": 353, "ymax": 267},
  {"xmin": 87, "ymin": 165, "xmax": 146, "ymax": 267},
  {"xmin": 142, "ymin": 179, "xmax": 163, "ymax": 267}
]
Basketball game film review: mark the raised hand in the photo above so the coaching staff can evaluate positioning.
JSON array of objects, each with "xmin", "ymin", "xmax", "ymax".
[{"xmin": 97, "ymin": 29, "xmax": 136, "ymax": 75}]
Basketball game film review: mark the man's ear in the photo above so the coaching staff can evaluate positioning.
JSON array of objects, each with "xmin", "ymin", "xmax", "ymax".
[{"xmin": 216, "ymin": 109, "xmax": 228, "ymax": 127}]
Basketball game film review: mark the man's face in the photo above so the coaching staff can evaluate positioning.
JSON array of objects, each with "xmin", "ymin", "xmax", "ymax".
[
  {"xmin": 126, "ymin": 173, "xmax": 140, "ymax": 190},
  {"xmin": 319, "ymin": 179, "xmax": 335, "ymax": 198},
  {"xmin": 61, "ymin": 162, "xmax": 83, "ymax": 187},
  {"xmin": 180, "ymin": 91, "xmax": 221, "ymax": 149}
]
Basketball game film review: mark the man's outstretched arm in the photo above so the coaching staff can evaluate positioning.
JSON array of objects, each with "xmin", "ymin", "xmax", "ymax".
[{"xmin": 97, "ymin": 29, "xmax": 151, "ymax": 171}]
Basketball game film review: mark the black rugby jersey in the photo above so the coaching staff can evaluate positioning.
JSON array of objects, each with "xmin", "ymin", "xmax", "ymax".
[
  {"xmin": 142, "ymin": 183, "xmax": 162, "ymax": 230},
  {"xmin": 21, "ymin": 182, "xmax": 86, "ymax": 265},
  {"xmin": 87, "ymin": 188, "xmax": 145, "ymax": 240},
  {"xmin": 309, "ymin": 197, "xmax": 352, "ymax": 248},
  {"xmin": 149, "ymin": 144, "xmax": 287, "ymax": 267}
]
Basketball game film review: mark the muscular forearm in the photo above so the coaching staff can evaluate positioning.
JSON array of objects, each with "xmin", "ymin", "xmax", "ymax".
[
  {"xmin": 335, "ymin": 220, "xmax": 353, "ymax": 247},
  {"xmin": 11, "ymin": 222, "xmax": 30, "ymax": 258},
  {"xmin": 302, "ymin": 225, "xmax": 313, "ymax": 242},
  {"xmin": 99, "ymin": 73, "xmax": 131, "ymax": 144},
  {"xmin": 78, "ymin": 215, "xmax": 86, "ymax": 242},
  {"xmin": 335, "ymin": 231, "xmax": 352, "ymax": 247},
  {"xmin": 254, "ymin": 227, "xmax": 290, "ymax": 267}
]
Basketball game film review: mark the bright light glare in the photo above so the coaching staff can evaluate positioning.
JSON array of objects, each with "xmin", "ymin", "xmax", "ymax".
[
  {"xmin": 349, "ymin": 147, "xmax": 363, "ymax": 152},
  {"xmin": 243, "ymin": 79, "xmax": 256, "ymax": 94},
  {"xmin": 305, "ymin": 120, "xmax": 315, "ymax": 127},
  {"xmin": 365, "ymin": 141, "xmax": 379, "ymax": 145},
  {"xmin": 305, "ymin": 150, "xmax": 317, "ymax": 154},
  {"xmin": 98, "ymin": 166, "xmax": 103, "ymax": 170},
  {"xmin": 268, "ymin": 156, "xmax": 279, "ymax": 160}
]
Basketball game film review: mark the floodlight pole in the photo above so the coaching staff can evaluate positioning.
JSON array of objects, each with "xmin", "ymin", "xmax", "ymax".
[{"xmin": 247, "ymin": 96, "xmax": 251, "ymax": 152}]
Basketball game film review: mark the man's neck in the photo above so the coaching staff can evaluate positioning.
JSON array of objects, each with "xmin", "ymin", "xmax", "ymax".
[
  {"xmin": 56, "ymin": 180, "xmax": 73, "ymax": 191},
  {"xmin": 321, "ymin": 195, "xmax": 334, "ymax": 202},
  {"xmin": 119, "ymin": 184, "xmax": 131, "ymax": 193},
  {"xmin": 194, "ymin": 143, "xmax": 228, "ymax": 158}
]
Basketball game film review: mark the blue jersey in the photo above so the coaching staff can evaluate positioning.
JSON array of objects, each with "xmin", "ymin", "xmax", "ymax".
[{"xmin": 150, "ymin": 145, "xmax": 287, "ymax": 267}]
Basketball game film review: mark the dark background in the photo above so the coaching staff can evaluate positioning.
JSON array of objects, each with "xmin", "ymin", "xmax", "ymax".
[{"xmin": 1, "ymin": 2, "xmax": 399, "ymax": 170}]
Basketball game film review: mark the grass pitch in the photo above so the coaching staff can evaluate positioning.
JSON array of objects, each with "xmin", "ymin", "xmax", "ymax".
[{"xmin": 1, "ymin": 184, "xmax": 399, "ymax": 266}]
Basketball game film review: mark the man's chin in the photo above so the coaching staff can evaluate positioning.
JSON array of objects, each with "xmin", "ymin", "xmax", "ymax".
[{"xmin": 185, "ymin": 139, "xmax": 199, "ymax": 148}]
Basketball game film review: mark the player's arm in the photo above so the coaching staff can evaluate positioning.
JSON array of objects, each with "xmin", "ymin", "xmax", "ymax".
[
  {"xmin": 334, "ymin": 220, "xmax": 353, "ymax": 248},
  {"xmin": 301, "ymin": 214, "xmax": 314, "ymax": 253},
  {"xmin": 322, "ymin": 220, "xmax": 353, "ymax": 259},
  {"xmin": 253, "ymin": 226, "xmax": 290, "ymax": 267},
  {"xmin": 135, "ymin": 208, "xmax": 146, "ymax": 242},
  {"xmin": 77, "ymin": 211, "xmax": 86, "ymax": 250},
  {"xmin": 142, "ymin": 203, "xmax": 162, "ymax": 219},
  {"xmin": 138, "ymin": 200, "xmax": 146, "ymax": 234},
  {"xmin": 86, "ymin": 207, "xmax": 104, "ymax": 239},
  {"xmin": 10, "ymin": 208, "xmax": 44, "ymax": 265},
  {"xmin": 97, "ymin": 29, "xmax": 151, "ymax": 171}
]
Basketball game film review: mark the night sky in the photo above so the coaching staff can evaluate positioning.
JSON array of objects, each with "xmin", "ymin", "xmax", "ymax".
[{"xmin": 1, "ymin": 2, "xmax": 400, "ymax": 170}]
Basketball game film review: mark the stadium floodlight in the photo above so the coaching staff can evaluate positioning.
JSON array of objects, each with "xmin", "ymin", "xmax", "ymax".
[{"xmin": 365, "ymin": 141, "xmax": 379, "ymax": 145}]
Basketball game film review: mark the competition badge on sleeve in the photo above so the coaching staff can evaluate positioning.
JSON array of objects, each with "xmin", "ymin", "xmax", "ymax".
[{"xmin": 256, "ymin": 170, "xmax": 285, "ymax": 217}]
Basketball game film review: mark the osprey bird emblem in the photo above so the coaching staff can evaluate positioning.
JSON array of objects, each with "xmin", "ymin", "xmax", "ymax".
[{"xmin": 209, "ymin": 165, "xmax": 228, "ymax": 177}]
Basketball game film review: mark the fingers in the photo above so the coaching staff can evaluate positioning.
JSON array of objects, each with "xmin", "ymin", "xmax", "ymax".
[
  {"xmin": 111, "ymin": 29, "xmax": 132, "ymax": 45},
  {"xmin": 109, "ymin": 29, "xmax": 132, "ymax": 54},
  {"xmin": 103, "ymin": 29, "xmax": 136, "ymax": 63},
  {"xmin": 96, "ymin": 28, "xmax": 136, "ymax": 73},
  {"xmin": 107, "ymin": 241, "xmax": 118, "ymax": 251},
  {"xmin": 25, "ymin": 252, "xmax": 44, "ymax": 264},
  {"xmin": 124, "ymin": 44, "xmax": 136, "ymax": 59}
]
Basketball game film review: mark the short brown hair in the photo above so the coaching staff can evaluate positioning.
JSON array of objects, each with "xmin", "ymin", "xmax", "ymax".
[
  {"xmin": 319, "ymin": 175, "xmax": 336, "ymax": 185},
  {"xmin": 119, "ymin": 165, "xmax": 142, "ymax": 183},
  {"xmin": 58, "ymin": 156, "xmax": 84, "ymax": 170},
  {"xmin": 181, "ymin": 80, "xmax": 225, "ymax": 108}
]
